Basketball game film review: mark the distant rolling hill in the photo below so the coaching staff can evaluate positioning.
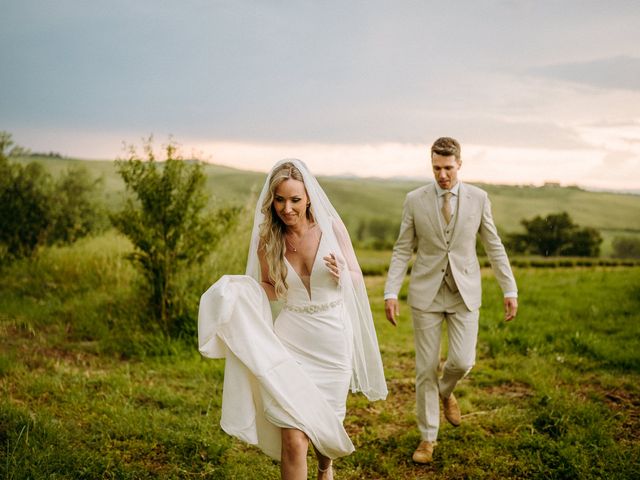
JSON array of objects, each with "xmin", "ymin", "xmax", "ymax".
[{"xmin": 12, "ymin": 155, "xmax": 640, "ymax": 255}]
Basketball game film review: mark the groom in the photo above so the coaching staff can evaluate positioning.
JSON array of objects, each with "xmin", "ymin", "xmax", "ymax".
[{"xmin": 384, "ymin": 137, "xmax": 518, "ymax": 463}]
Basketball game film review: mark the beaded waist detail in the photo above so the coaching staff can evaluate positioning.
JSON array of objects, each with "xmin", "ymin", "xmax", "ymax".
[{"xmin": 283, "ymin": 298, "xmax": 343, "ymax": 314}]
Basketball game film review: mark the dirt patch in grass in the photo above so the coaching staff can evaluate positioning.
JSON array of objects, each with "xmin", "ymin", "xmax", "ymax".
[
  {"xmin": 593, "ymin": 386, "xmax": 639, "ymax": 440},
  {"xmin": 560, "ymin": 376, "xmax": 640, "ymax": 443},
  {"xmin": 35, "ymin": 344, "xmax": 97, "ymax": 364},
  {"xmin": 1, "ymin": 322, "xmax": 38, "ymax": 350},
  {"xmin": 2, "ymin": 318, "xmax": 100, "ymax": 369},
  {"xmin": 12, "ymin": 341, "xmax": 99, "ymax": 373},
  {"xmin": 481, "ymin": 381, "xmax": 534, "ymax": 399},
  {"xmin": 347, "ymin": 358, "xmax": 417, "ymax": 440}
]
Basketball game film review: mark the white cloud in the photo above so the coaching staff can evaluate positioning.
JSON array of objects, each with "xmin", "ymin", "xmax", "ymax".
[
  {"xmin": 528, "ymin": 56, "xmax": 640, "ymax": 91},
  {"xmin": 576, "ymin": 120, "xmax": 640, "ymax": 154}
]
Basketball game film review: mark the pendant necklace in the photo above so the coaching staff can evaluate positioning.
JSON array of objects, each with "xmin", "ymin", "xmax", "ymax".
[
  {"xmin": 285, "ymin": 236, "xmax": 297, "ymax": 252},
  {"xmin": 285, "ymin": 223, "xmax": 316, "ymax": 253}
]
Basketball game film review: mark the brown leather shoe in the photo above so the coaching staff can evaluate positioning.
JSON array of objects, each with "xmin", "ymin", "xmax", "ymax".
[
  {"xmin": 412, "ymin": 440, "xmax": 436, "ymax": 463},
  {"xmin": 442, "ymin": 393, "xmax": 461, "ymax": 426}
]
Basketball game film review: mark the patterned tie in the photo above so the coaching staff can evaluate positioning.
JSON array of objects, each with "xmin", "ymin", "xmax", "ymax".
[{"xmin": 442, "ymin": 192, "xmax": 452, "ymax": 225}]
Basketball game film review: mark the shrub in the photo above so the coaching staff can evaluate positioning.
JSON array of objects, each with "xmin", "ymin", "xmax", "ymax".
[
  {"xmin": 111, "ymin": 138, "xmax": 239, "ymax": 338},
  {"xmin": 506, "ymin": 212, "xmax": 602, "ymax": 257},
  {"xmin": 612, "ymin": 236, "xmax": 640, "ymax": 259},
  {"xmin": 0, "ymin": 132, "xmax": 105, "ymax": 261},
  {"xmin": 48, "ymin": 166, "xmax": 107, "ymax": 245},
  {"xmin": 0, "ymin": 155, "xmax": 52, "ymax": 259}
]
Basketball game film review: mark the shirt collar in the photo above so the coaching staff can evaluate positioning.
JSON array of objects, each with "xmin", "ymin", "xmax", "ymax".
[{"xmin": 435, "ymin": 181, "xmax": 460, "ymax": 197}]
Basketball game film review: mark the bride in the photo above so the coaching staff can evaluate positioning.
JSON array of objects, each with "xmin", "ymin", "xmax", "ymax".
[{"xmin": 199, "ymin": 159, "xmax": 387, "ymax": 480}]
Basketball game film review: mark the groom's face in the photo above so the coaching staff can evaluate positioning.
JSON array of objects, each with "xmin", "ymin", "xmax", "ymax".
[{"xmin": 432, "ymin": 153, "xmax": 461, "ymax": 190}]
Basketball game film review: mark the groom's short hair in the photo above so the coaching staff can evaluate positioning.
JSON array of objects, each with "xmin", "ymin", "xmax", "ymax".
[{"xmin": 431, "ymin": 137, "xmax": 461, "ymax": 161}]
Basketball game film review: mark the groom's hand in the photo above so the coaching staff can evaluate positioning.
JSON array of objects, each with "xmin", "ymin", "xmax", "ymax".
[
  {"xmin": 385, "ymin": 299, "xmax": 400, "ymax": 326},
  {"xmin": 504, "ymin": 297, "xmax": 518, "ymax": 322}
]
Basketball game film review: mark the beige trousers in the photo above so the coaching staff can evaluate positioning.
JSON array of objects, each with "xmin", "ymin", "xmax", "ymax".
[{"xmin": 412, "ymin": 282, "xmax": 479, "ymax": 441}]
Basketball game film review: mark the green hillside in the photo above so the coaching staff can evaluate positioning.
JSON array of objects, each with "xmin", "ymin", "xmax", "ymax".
[{"xmin": 13, "ymin": 155, "xmax": 640, "ymax": 254}]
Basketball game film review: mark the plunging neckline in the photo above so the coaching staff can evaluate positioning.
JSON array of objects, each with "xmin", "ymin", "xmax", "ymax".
[{"xmin": 284, "ymin": 232, "xmax": 323, "ymax": 301}]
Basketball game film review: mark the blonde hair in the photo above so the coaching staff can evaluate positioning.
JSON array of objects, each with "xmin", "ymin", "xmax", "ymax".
[{"xmin": 259, "ymin": 162, "xmax": 312, "ymax": 299}]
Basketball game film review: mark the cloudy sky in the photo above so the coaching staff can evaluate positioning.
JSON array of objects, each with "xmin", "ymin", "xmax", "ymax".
[{"xmin": 2, "ymin": 0, "xmax": 640, "ymax": 190}]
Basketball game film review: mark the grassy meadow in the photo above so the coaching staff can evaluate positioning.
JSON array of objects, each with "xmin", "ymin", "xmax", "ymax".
[{"xmin": 1, "ymin": 219, "xmax": 639, "ymax": 479}]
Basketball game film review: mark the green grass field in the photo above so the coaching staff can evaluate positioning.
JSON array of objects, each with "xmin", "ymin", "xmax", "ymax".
[
  {"xmin": 1, "ymin": 229, "xmax": 639, "ymax": 479},
  {"xmin": 12, "ymin": 155, "xmax": 640, "ymax": 256}
]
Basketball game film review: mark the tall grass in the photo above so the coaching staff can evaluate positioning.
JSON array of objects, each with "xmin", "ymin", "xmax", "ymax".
[{"xmin": 0, "ymin": 203, "xmax": 253, "ymax": 359}]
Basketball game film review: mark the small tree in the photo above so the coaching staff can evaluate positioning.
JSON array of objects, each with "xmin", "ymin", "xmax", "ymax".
[
  {"xmin": 0, "ymin": 132, "xmax": 105, "ymax": 261},
  {"xmin": 49, "ymin": 166, "xmax": 106, "ymax": 245},
  {"xmin": 612, "ymin": 236, "xmax": 640, "ymax": 259},
  {"xmin": 507, "ymin": 212, "xmax": 602, "ymax": 257},
  {"xmin": 522, "ymin": 212, "xmax": 575, "ymax": 257},
  {"xmin": 111, "ymin": 139, "xmax": 238, "ymax": 337},
  {"xmin": 0, "ymin": 134, "xmax": 53, "ymax": 259},
  {"xmin": 561, "ymin": 226, "xmax": 602, "ymax": 257}
]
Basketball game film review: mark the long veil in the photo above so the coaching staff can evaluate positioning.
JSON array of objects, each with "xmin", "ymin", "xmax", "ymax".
[{"xmin": 245, "ymin": 159, "xmax": 388, "ymax": 401}]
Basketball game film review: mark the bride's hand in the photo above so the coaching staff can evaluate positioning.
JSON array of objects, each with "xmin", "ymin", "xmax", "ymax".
[{"xmin": 323, "ymin": 252, "xmax": 341, "ymax": 282}]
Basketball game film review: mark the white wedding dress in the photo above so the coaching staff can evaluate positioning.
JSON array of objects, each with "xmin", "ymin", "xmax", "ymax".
[
  {"xmin": 199, "ymin": 158, "xmax": 387, "ymax": 461},
  {"xmin": 268, "ymin": 233, "xmax": 353, "ymax": 426},
  {"xmin": 197, "ymin": 234, "xmax": 355, "ymax": 460}
]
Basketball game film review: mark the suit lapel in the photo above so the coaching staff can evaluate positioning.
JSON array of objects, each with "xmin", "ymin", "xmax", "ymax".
[
  {"xmin": 419, "ymin": 184, "xmax": 447, "ymax": 245},
  {"xmin": 450, "ymin": 182, "xmax": 472, "ymax": 245}
]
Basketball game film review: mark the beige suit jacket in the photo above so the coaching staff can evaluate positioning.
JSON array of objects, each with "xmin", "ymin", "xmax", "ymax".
[{"xmin": 385, "ymin": 182, "xmax": 517, "ymax": 311}]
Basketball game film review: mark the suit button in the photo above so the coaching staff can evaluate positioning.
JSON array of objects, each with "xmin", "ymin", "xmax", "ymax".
[{"xmin": 441, "ymin": 269, "xmax": 445, "ymax": 272}]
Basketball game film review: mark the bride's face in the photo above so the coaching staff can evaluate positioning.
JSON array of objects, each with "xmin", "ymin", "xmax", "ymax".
[{"xmin": 273, "ymin": 178, "xmax": 309, "ymax": 228}]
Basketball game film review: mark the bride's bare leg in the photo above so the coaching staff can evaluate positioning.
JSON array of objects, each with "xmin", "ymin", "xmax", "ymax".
[
  {"xmin": 281, "ymin": 429, "xmax": 309, "ymax": 480},
  {"xmin": 313, "ymin": 445, "xmax": 334, "ymax": 480}
]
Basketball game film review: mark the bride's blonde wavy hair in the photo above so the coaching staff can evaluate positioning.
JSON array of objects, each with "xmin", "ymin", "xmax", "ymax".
[{"xmin": 259, "ymin": 162, "xmax": 313, "ymax": 299}]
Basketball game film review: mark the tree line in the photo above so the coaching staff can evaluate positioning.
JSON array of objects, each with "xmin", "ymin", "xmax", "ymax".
[
  {"xmin": 350, "ymin": 211, "xmax": 638, "ymax": 260},
  {"xmin": 0, "ymin": 132, "xmax": 106, "ymax": 259}
]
